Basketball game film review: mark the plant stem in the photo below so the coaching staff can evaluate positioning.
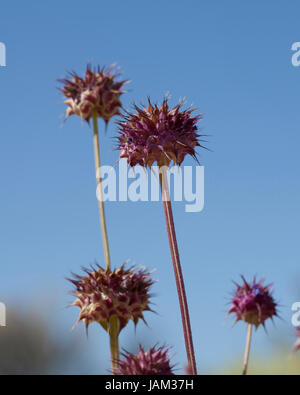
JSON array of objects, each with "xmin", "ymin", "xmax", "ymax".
[
  {"xmin": 109, "ymin": 316, "xmax": 120, "ymax": 375},
  {"xmin": 159, "ymin": 165, "xmax": 197, "ymax": 375},
  {"xmin": 242, "ymin": 324, "xmax": 253, "ymax": 375},
  {"xmin": 92, "ymin": 112, "xmax": 111, "ymax": 271},
  {"xmin": 92, "ymin": 114, "xmax": 119, "ymax": 372}
]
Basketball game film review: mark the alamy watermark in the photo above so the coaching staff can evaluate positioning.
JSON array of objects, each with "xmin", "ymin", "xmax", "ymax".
[
  {"xmin": 0, "ymin": 302, "xmax": 6, "ymax": 327},
  {"xmin": 291, "ymin": 42, "xmax": 300, "ymax": 67},
  {"xmin": 292, "ymin": 302, "xmax": 300, "ymax": 328},
  {"xmin": 0, "ymin": 42, "xmax": 6, "ymax": 67},
  {"xmin": 96, "ymin": 159, "xmax": 204, "ymax": 213}
]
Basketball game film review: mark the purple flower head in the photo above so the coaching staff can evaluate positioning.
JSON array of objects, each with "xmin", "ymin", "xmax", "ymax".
[
  {"xmin": 116, "ymin": 345, "xmax": 175, "ymax": 375},
  {"xmin": 117, "ymin": 97, "xmax": 205, "ymax": 168},
  {"xmin": 228, "ymin": 276, "xmax": 277, "ymax": 328},
  {"xmin": 59, "ymin": 64, "xmax": 127, "ymax": 124},
  {"xmin": 68, "ymin": 264, "xmax": 154, "ymax": 334}
]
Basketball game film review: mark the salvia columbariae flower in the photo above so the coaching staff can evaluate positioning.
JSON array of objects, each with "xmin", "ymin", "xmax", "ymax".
[
  {"xmin": 228, "ymin": 276, "xmax": 277, "ymax": 328},
  {"xmin": 117, "ymin": 97, "xmax": 204, "ymax": 168},
  {"xmin": 69, "ymin": 264, "xmax": 154, "ymax": 333},
  {"xmin": 116, "ymin": 345, "xmax": 175, "ymax": 375},
  {"xmin": 59, "ymin": 64, "xmax": 127, "ymax": 124},
  {"xmin": 293, "ymin": 328, "xmax": 300, "ymax": 353}
]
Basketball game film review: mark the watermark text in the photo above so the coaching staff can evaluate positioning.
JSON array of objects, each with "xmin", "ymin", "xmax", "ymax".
[
  {"xmin": 0, "ymin": 42, "xmax": 6, "ymax": 67},
  {"xmin": 291, "ymin": 42, "xmax": 300, "ymax": 67},
  {"xmin": 96, "ymin": 160, "xmax": 204, "ymax": 213},
  {"xmin": 291, "ymin": 302, "xmax": 300, "ymax": 327},
  {"xmin": 0, "ymin": 302, "xmax": 6, "ymax": 327}
]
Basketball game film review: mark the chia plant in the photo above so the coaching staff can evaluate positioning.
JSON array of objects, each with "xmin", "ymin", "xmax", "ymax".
[
  {"xmin": 59, "ymin": 64, "xmax": 127, "ymax": 271},
  {"xmin": 228, "ymin": 276, "xmax": 278, "ymax": 375},
  {"xmin": 117, "ymin": 97, "xmax": 207, "ymax": 375},
  {"xmin": 59, "ymin": 64, "xmax": 131, "ymax": 372}
]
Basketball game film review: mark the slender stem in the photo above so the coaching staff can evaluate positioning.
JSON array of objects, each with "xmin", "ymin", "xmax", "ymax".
[
  {"xmin": 159, "ymin": 166, "xmax": 197, "ymax": 375},
  {"xmin": 242, "ymin": 324, "xmax": 253, "ymax": 375},
  {"xmin": 92, "ymin": 114, "xmax": 119, "ymax": 371},
  {"xmin": 109, "ymin": 316, "xmax": 120, "ymax": 375},
  {"xmin": 92, "ymin": 113, "xmax": 111, "ymax": 271}
]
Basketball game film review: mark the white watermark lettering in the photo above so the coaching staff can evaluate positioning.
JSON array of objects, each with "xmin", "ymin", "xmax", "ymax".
[
  {"xmin": 95, "ymin": 159, "xmax": 205, "ymax": 213},
  {"xmin": 0, "ymin": 302, "xmax": 6, "ymax": 327},
  {"xmin": 128, "ymin": 166, "xmax": 149, "ymax": 202},
  {"xmin": 0, "ymin": 42, "xmax": 6, "ymax": 67},
  {"xmin": 184, "ymin": 165, "xmax": 205, "ymax": 213},
  {"xmin": 291, "ymin": 42, "xmax": 300, "ymax": 67},
  {"xmin": 291, "ymin": 302, "xmax": 300, "ymax": 327},
  {"xmin": 97, "ymin": 165, "xmax": 117, "ymax": 202}
]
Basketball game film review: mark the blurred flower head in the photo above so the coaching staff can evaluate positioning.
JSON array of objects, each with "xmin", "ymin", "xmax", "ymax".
[
  {"xmin": 116, "ymin": 345, "xmax": 175, "ymax": 375},
  {"xmin": 69, "ymin": 264, "xmax": 154, "ymax": 334},
  {"xmin": 117, "ymin": 97, "xmax": 204, "ymax": 168},
  {"xmin": 59, "ymin": 64, "xmax": 127, "ymax": 124},
  {"xmin": 228, "ymin": 276, "xmax": 277, "ymax": 328},
  {"xmin": 293, "ymin": 328, "xmax": 300, "ymax": 353}
]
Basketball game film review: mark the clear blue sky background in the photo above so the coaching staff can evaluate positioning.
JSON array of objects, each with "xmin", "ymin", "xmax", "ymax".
[{"xmin": 1, "ymin": 0, "xmax": 300, "ymax": 374}]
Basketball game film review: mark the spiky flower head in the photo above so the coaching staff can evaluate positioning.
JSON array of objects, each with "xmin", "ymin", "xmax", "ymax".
[
  {"xmin": 228, "ymin": 276, "xmax": 277, "ymax": 328},
  {"xmin": 117, "ymin": 98, "xmax": 204, "ymax": 168},
  {"xmin": 293, "ymin": 328, "xmax": 300, "ymax": 353},
  {"xmin": 59, "ymin": 64, "xmax": 127, "ymax": 124},
  {"xmin": 116, "ymin": 345, "xmax": 175, "ymax": 375},
  {"xmin": 69, "ymin": 264, "xmax": 154, "ymax": 333}
]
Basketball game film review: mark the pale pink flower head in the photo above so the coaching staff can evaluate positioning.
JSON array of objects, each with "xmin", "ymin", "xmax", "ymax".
[
  {"xmin": 59, "ymin": 64, "xmax": 127, "ymax": 124},
  {"xmin": 69, "ymin": 264, "xmax": 154, "ymax": 334}
]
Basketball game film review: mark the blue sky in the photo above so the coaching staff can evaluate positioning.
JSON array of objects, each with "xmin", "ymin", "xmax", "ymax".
[{"xmin": 0, "ymin": 0, "xmax": 300, "ymax": 373}]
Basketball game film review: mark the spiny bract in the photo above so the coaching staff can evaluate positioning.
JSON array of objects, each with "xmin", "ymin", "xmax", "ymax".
[
  {"xmin": 59, "ymin": 64, "xmax": 127, "ymax": 124},
  {"xmin": 69, "ymin": 264, "xmax": 154, "ymax": 333},
  {"xmin": 117, "ymin": 98, "xmax": 204, "ymax": 168},
  {"xmin": 116, "ymin": 345, "xmax": 175, "ymax": 375},
  {"xmin": 228, "ymin": 276, "xmax": 277, "ymax": 328}
]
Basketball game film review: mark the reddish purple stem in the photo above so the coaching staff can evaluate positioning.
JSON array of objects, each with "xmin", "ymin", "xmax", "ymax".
[{"xmin": 160, "ymin": 168, "xmax": 197, "ymax": 375}]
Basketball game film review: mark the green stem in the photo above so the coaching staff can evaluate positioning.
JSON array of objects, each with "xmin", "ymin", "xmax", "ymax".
[
  {"xmin": 92, "ymin": 114, "xmax": 119, "ymax": 372},
  {"xmin": 92, "ymin": 113, "xmax": 111, "ymax": 271}
]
